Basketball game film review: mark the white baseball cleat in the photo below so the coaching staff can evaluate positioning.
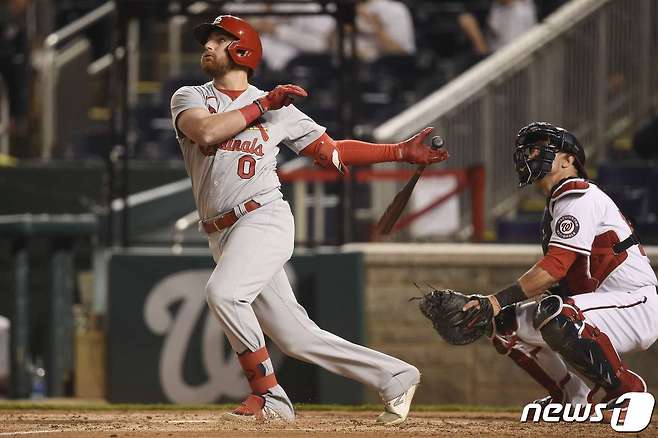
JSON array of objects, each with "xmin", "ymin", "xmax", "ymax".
[{"xmin": 376, "ymin": 384, "xmax": 418, "ymax": 426}]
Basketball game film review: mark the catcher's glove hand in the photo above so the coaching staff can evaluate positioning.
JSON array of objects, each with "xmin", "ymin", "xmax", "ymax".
[{"xmin": 415, "ymin": 288, "xmax": 493, "ymax": 345}]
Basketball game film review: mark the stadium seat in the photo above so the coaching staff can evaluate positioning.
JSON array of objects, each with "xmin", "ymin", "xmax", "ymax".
[
  {"xmin": 603, "ymin": 186, "xmax": 651, "ymax": 222},
  {"xmin": 596, "ymin": 162, "xmax": 658, "ymax": 188},
  {"xmin": 597, "ymin": 161, "xmax": 658, "ymax": 243},
  {"xmin": 496, "ymin": 214, "xmax": 542, "ymax": 243},
  {"xmin": 286, "ymin": 54, "xmax": 339, "ymax": 90}
]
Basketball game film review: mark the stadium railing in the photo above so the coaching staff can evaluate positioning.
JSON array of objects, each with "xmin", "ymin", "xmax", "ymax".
[
  {"xmin": 40, "ymin": 1, "xmax": 118, "ymax": 159},
  {"xmin": 373, "ymin": 0, "xmax": 658, "ymax": 228},
  {"xmin": 171, "ymin": 167, "xmax": 485, "ymax": 247}
]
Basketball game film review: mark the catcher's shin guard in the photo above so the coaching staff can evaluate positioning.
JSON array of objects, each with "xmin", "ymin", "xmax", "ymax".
[
  {"xmin": 493, "ymin": 304, "xmax": 517, "ymax": 336},
  {"xmin": 533, "ymin": 296, "xmax": 646, "ymax": 401},
  {"xmin": 492, "ymin": 335, "xmax": 567, "ymax": 403}
]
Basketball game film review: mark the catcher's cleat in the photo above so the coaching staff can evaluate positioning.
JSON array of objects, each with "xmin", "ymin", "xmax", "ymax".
[
  {"xmin": 376, "ymin": 384, "xmax": 418, "ymax": 426},
  {"xmin": 222, "ymin": 394, "xmax": 291, "ymax": 422},
  {"xmin": 600, "ymin": 390, "xmax": 644, "ymax": 425},
  {"xmin": 532, "ymin": 395, "xmax": 557, "ymax": 408},
  {"xmin": 605, "ymin": 369, "xmax": 647, "ymax": 402},
  {"xmin": 594, "ymin": 369, "xmax": 647, "ymax": 404}
]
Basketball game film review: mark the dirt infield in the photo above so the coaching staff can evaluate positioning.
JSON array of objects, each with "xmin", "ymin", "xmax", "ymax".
[{"xmin": 0, "ymin": 409, "xmax": 654, "ymax": 437}]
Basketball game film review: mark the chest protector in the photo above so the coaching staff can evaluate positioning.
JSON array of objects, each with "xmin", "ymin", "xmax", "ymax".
[{"xmin": 541, "ymin": 179, "xmax": 641, "ymax": 295}]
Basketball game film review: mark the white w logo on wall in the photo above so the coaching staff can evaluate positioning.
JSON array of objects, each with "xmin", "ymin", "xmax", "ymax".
[{"xmin": 142, "ymin": 270, "xmax": 249, "ymax": 404}]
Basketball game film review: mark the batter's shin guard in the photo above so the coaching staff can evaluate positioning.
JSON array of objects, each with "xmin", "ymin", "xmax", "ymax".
[
  {"xmin": 238, "ymin": 346, "xmax": 278, "ymax": 395},
  {"xmin": 492, "ymin": 335, "xmax": 567, "ymax": 403},
  {"xmin": 533, "ymin": 296, "xmax": 646, "ymax": 402}
]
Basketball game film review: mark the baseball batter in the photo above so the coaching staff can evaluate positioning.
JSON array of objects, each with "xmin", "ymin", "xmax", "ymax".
[
  {"xmin": 459, "ymin": 122, "xmax": 658, "ymax": 407},
  {"xmin": 170, "ymin": 15, "xmax": 449, "ymax": 423}
]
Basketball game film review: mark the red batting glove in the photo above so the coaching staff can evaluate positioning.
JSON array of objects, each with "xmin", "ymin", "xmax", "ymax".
[
  {"xmin": 255, "ymin": 84, "xmax": 308, "ymax": 113},
  {"xmin": 396, "ymin": 127, "xmax": 449, "ymax": 165}
]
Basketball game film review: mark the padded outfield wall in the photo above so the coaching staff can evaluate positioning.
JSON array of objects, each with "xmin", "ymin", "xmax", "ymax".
[{"xmin": 102, "ymin": 243, "xmax": 658, "ymax": 406}]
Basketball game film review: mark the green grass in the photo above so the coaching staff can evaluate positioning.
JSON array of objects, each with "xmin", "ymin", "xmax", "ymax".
[{"xmin": 0, "ymin": 400, "xmax": 520, "ymax": 413}]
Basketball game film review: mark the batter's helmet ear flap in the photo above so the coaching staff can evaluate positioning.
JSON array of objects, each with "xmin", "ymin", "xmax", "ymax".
[{"xmin": 226, "ymin": 40, "xmax": 260, "ymax": 76}]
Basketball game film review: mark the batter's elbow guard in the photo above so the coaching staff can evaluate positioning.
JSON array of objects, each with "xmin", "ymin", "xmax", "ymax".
[{"xmin": 313, "ymin": 136, "xmax": 346, "ymax": 174}]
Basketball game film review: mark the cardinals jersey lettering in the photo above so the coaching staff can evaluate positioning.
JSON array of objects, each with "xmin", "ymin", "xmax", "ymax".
[
  {"xmin": 543, "ymin": 178, "xmax": 657, "ymax": 294},
  {"xmin": 170, "ymin": 82, "xmax": 325, "ymax": 220}
]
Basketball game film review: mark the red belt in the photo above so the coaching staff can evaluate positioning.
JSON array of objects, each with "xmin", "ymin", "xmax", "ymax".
[{"xmin": 201, "ymin": 200, "xmax": 261, "ymax": 234}]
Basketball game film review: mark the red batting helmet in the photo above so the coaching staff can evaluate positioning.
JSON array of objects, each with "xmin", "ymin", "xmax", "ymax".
[{"xmin": 193, "ymin": 15, "xmax": 262, "ymax": 72}]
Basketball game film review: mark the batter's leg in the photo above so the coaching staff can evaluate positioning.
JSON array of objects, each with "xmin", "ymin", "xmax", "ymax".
[
  {"xmin": 252, "ymin": 268, "xmax": 420, "ymax": 424},
  {"xmin": 205, "ymin": 200, "xmax": 296, "ymax": 420}
]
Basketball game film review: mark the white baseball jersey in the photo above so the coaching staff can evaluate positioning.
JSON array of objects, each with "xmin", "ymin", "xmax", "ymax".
[
  {"xmin": 170, "ymin": 82, "xmax": 325, "ymax": 220},
  {"xmin": 545, "ymin": 178, "xmax": 657, "ymax": 294}
]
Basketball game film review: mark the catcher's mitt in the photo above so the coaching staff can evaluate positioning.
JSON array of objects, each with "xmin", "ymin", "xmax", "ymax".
[{"xmin": 416, "ymin": 288, "xmax": 493, "ymax": 345}]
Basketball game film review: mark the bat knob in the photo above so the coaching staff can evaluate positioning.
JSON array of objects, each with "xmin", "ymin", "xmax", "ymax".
[{"xmin": 431, "ymin": 136, "xmax": 444, "ymax": 149}]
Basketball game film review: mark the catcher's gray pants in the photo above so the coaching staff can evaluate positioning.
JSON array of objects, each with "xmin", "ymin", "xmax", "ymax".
[{"xmin": 205, "ymin": 199, "xmax": 420, "ymax": 406}]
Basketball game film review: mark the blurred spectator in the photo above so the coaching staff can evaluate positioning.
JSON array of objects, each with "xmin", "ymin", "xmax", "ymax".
[
  {"xmin": 224, "ymin": 0, "xmax": 414, "ymax": 64},
  {"xmin": 223, "ymin": 2, "xmax": 334, "ymax": 71},
  {"xmin": 459, "ymin": 0, "xmax": 537, "ymax": 56},
  {"xmin": 353, "ymin": 0, "xmax": 415, "ymax": 62},
  {"xmin": 256, "ymin": 10, "xmax": 334, "ymax": 71},
  {"xmin": 257, "ymin": 17, "xmax": 334, "ymax": 71}
]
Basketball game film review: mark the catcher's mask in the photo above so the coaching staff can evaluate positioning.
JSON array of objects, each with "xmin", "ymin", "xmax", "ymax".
[{"xmin": 513, "ymin": 122, "xmax": 587, "ymax": 187}]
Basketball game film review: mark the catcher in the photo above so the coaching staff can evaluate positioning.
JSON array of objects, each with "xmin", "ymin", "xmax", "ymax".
[{"xmin": 418, "ymin": 122, "xmax": 658, "ymax": 407}]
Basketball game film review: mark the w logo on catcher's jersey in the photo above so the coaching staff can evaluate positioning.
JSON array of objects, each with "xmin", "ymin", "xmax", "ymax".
[{"xmin": 556, "ymin": 215, "xmax": 579, "ymax": 239}]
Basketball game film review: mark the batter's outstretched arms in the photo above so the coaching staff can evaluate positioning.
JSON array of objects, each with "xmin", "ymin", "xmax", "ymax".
[
  {"xmin": 300, "ymin": 126, "xmax": 449, "ymax": 174},
  {"xmin": 176, "ymin": 84, "xmax": 307, "ymax": 148}
]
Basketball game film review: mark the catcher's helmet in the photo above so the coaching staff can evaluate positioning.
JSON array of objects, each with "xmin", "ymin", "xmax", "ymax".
[
  {"xmin": 513, "ymin": 121, "xmax": 587, "ymax": 187},
  {"xmin": 193, "ymin": 15, "xmax": 262, "ymax": 72}
]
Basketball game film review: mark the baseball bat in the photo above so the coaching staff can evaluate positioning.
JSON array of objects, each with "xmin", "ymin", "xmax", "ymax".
[{"xmin": 371, "ymin": 135, "xmax": 444, "ymax": 240}]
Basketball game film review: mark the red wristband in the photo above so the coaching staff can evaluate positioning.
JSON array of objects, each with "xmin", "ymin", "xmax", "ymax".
[{"xmin": 239, "ymin": 103, "xmax": 262, "ymax": 125}]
